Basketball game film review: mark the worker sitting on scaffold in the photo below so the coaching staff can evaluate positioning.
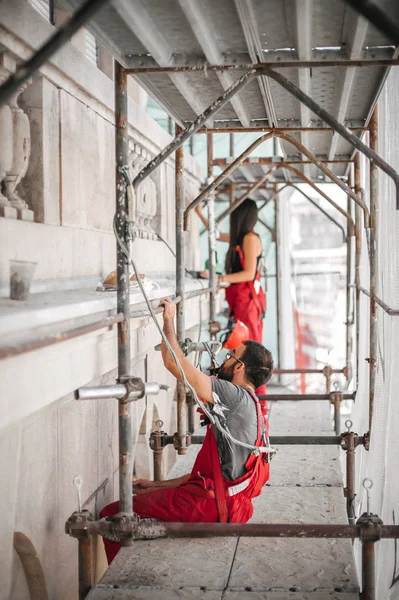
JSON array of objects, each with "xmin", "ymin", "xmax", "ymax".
[{"xmin": 100, "ymin": 297, "xmax": 274, "ymax": 563}]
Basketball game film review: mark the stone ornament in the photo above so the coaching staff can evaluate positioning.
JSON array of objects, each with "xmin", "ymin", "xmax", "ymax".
[
  {"xmin": 0, "ymin": 53, "xmax": 17, "ymax": 218},
  {"xmin": 129, "ymin": 139, "xmax": 158, "ymax": 240},
  {"xmin": 0, "ymin": 52, "xmax": 34, "ymax": 221},
  {"xmin": 5, "ymin": 80, "xmax": 34, "ymax": 221}
]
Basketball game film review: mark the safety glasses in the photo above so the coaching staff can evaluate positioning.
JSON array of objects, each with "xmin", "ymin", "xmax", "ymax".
[{"xmin": 225, "ymin": 351, "xmax": 244, "ymax": 366}]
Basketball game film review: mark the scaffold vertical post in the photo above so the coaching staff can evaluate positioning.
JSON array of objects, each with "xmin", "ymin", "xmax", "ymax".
[
  {"xmin": 354, "ymin": 155, "xmax": 362, "ymax": 390},
  {"xmin": 330, "ymin": 391, "xmax": 342, "ymax": 435},
  {"xmin": 346, "ymin": 185, "xmax": 353, "ymax": 381},
  {"xmin": 369, "ymin": 108, "xmax": 378, "ymax": 430},
  {"xmin": 323, "ymin": 365, "xmax": 333, "ymax": 395},
  {"xmin": 78, "ymin": 538, "xmax": 92, "ymax": 600},
  {"xmin": 175, "ymin": 124, "xmax": 187, "ymax": 454},
  {"xmin": 115, "ymin": 62, "xmax": 133, "ymax": 517},
  {"xmin": 274, "ymin": 185, "xmax": 281, "ymax": 378},
  {"xmin": 207, "ymin": 133, "xmax": 217, "ymax": 339}
]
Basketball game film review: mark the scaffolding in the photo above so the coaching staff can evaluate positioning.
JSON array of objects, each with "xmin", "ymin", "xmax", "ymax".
[{"xmin": 2, "ymin": 1, "xmax": 399, "ymax": 598}]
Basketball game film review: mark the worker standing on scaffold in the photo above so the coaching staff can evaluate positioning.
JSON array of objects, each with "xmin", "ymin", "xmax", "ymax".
[
  {"xmin": 196, "ymin": 198, "xmax": 267, "ymax": 413},
  {"xmin": 100, "ymin": 297, "xmax": 273, "ymax": 564}
]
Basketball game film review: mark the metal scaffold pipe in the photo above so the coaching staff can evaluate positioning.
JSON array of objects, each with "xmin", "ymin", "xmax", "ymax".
[
  {"xmin": 185, "ymin": 133, "xmax": 361, "ymax": 231},
  {"xmin": 115, "ymin": 62, "xmax": 133, "ymax": 518},
  {"xmin": 346, "ymin": 177, "xmax": 354, "ymax": 382},
  {"xmin": 354, "ymin": 156, "xmax": 362, "ymax": 390},
  {"xmin": 266, "ymin": 69, "xmax": 399, "ymax": 209},
  {"xmin": 126, "ymin": 59, "xmax": 399, "ymax": 75},
  {"xmin": 207, "ymin": 134, "xmax": 217, "ymax": 337},
  {"xmin": 274, "ymin": 187, "xmax": 281, "ymax": 373},
  {"xmin": 175, "ymin": 125, "xmax": 187, "ymax": 456},
  {"xmin": 132, "ymin": 70, "xmax": 257, "ymax": 189},
  {"xmin": 0, "ymin": 0, "xmax": 110, "ymax": 106},
  {"xmin": 369, "ymin": 108, "xmax": 378, "ymax": 430}
]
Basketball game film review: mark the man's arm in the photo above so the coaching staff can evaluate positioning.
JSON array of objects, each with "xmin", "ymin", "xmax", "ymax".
[
  {"xmin": 159, "ymin": 298, "xmax": 213, "ymax": 404},
  {"xmin": 133, "ymin": 474, "xmax": 190, "ymax": 495}
]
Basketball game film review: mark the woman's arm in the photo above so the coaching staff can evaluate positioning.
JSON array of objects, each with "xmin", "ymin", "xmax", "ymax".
[
  {"xmin": 195, "ymin": 205, "xmax": 230, "ymax": 243},
  {"xmin": 219, "ymin": 232, "xmax": 261, "ymax": 284}
]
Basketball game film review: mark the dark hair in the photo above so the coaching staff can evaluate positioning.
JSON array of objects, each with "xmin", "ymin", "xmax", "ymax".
[
  {"xmin": 241, "ymin": 340, "xmax": 274, "ymax": 389},
  {"xmin": 225, "ymin": 199, "xmax": 258, "ymax": 274}
]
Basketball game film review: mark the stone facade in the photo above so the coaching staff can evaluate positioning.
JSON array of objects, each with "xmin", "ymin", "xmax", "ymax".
[{"xmin": 0, "ymin": 1, "xmax": 207, "ymax": 598}]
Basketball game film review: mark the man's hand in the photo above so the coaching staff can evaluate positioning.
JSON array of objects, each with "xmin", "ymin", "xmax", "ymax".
[
  {"xmin": 159, "ymin": 296, "xmax": 213, "ymax": 403},
  {"xmin": 159, "ymin": 297, "xmax": 176, "ymax": 321},
  {"xmin": 133, "ymin": 479, "xmax": 159, "ymax": 496},
  {"xmin": 199, "ymin": 269, "xmax": 209, "ymax": 279}
]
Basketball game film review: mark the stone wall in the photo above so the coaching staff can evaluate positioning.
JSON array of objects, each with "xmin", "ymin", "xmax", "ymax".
[{"xmin": 0, "ymin": 1, "xmax": 207, "ymax": 598}]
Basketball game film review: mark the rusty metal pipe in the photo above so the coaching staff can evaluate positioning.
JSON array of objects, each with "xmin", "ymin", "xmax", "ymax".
[
  {"xmin": 115, "ymin": 62, "xmax": 133, "ymax": 518},
  {"xmin": 0, "ymin": 0, "xmax": 110, "ymax": 106},
  {"xmin": 276, "ymin": 132, "xmax": 369, "ymax": 225},
  {"xmin": 354, "ymin": 157, "xmax": 362, "ymax": 389},
  {"xmin": 186, "ymin": 392, "xmax": 195, "ymax": 434},
  {"xmin": 346, "ymin": 186, "xmax": 353, "ymax": 381},
  {"xmin": 197, "ymin": 127, "xmax": 368, "ymax": 133},
  {"xmin": 258, "ymin": 393, "xmax": 354, "ymax": 401},
  {"xmin": 207, "ymin": 134, "xmax": 217, "ymax": 338},
  {"xmin": 274, "ymin": 189, "xmax": 281, "ymax": 373},
  {"xmin": 192, "ymin": 167, "xmax": 354, "ymax": 236},
  {"xmin": 170, "ymin": 435, "xmax": 366, "ymax": 446},
  {"xmin": 132, "ymin": 70, "xmax": 257, "ymax": 189},
  {"xmin": 213, "ymin": 158, "xmax": 354, "ymax": 166},
  {"xmin": 330, "ymin": 392, "xmax": 343, "ymax": 434},
  {"xmin": 175, "ymin": 125, "xmax": 187, "ymax": 455},
  {"xmin": 277, "ymin": 165, "xmax": 355, "ymax": 231},
  {"xmin": 324, "ymin": 366, "xmax": 333, "ymax": 395},
  {"xmin": 153, "ymin": 448, "xmax": 163, "ymax": 482},
  {"xmin": 345, "ymin": 432, "xmax": 357, "ymax": 524},
  {"xmin": 266, "ymin": 69, "xmax": 399, "ymax": 210},
  {"xmin": 125, "ymin": 59, "xmax": 399, "ymax": 75},
  {"xmin": 68, "ymin": 518, "xmax": 399, "ymax": 540},
  {"xmin": 219, "ymin": 171, "xmax": 353, "ymax": 236},
  {"xmin": 216, "ymin": 168, "xmax": 278, "ymax": 223},
  {"xmin": 369, "ymin": 109, "xmax": 378, "ymax": 429},
  {"xmin": 78, "ymin": 538, "xmax": 92, "ymax": 600},
  {"xmin": 0, "ymin": 313, "xmax": 124, "ymax": 361},
  {"xmin": 273, "ymin": 368, "xmax": 345, "ymax": 375},
  {"xmin": 185, "ymin": 132, "xmax": 361, "ymax": 230},
  {"xmin": 361, "ymin": 541, "xmax": 376, "ymax": 600},
  {"xmin": 263, "ymin": 182, "xmax": 347, "ymax": 241},
  {"xmin": 359, "ymin": 287, "xmax": 399, "ymax": 316},
  {"xmin": 185, "ymin": 132, "xmax": 273, "ymax": 223},
  {"xmin": 149, "ymin": 428, "xmax": 168, "ymax": 481}
]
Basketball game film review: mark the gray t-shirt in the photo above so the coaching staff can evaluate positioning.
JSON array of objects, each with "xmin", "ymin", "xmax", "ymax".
[{"xmin": 209, "ymin": 378, "xmax": 258, "ymax": 481}]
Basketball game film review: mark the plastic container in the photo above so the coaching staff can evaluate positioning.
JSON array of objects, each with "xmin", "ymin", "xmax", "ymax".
[{"xmin": 9, "ymin": 260, "xmax": 37, "ymax": 301}]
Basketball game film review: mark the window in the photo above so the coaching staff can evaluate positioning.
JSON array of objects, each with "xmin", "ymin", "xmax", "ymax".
[
  {"xmin": 85, "ymin": 31, "xmax": 99, "ymax": 67},
  {"xmin": 31, "ymin": 0, "xmax": 55, "ymax": 24}
]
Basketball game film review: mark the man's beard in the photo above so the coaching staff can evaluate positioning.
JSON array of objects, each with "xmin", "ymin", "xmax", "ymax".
[{"xmin": 217, "ymin": 363, "xmax": 235, "ymax": 382}]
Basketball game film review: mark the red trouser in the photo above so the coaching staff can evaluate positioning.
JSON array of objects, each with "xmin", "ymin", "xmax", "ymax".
[
  {"xmin": 225, "ymin": 282, "xmax": 267, "ymax": 410},
  {"xmin": 225, "ymin": 282, "xmax": 265, "ymax": 343},
  {"xmin": 100, "ymin": 487, "xmax": 219, "ymax": 564}
]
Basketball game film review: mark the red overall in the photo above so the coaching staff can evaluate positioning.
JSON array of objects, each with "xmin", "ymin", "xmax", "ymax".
[
  {"xmin": 100, "ymin": 390, "xmax": 270, "ymax": 564},
  {"xmin": 225, "ymin": 235, "xmax": 268, "ymax": 406}
]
